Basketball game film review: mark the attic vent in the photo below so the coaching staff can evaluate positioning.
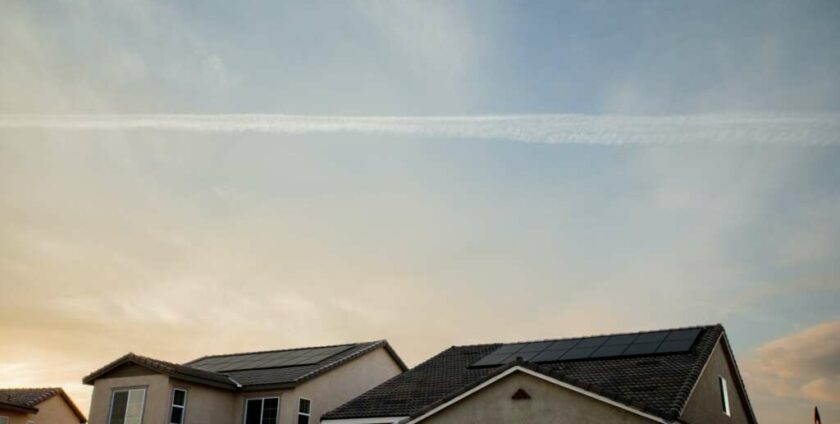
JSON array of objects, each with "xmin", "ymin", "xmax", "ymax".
[{"xmin": 512, "ymin": 389, "xmax": 531, "ymax": 400}]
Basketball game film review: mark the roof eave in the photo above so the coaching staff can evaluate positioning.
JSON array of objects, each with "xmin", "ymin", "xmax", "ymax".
[{"xmin": 0, "ymin": 400, "xmax": 39, "ymax": 414}]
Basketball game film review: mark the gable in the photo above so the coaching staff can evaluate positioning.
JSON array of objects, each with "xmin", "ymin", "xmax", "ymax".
[
  {"xmin": 99, "ymin": 363, "xmax": 160, "ymax": 379},
  {"xmin": 416, "ymin": 370, "xmax": 656, "ymax": 424},
  {"xmin": 32, "ymin": 395, "xmax": 86, "ymax": 424},
  {"xmin": 681, "ymin": 339, "xmax": 757, "ymax": 424}
]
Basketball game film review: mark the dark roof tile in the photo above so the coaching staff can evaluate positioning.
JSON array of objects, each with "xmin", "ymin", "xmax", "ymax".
[{"xmin": 324, "ymin": 325, "xmax": 726, "ymax": 421}]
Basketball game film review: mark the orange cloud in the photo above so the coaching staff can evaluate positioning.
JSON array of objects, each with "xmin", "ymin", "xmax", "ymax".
[{"xmin": 745, "ymin": 320, "xmax": 840, "ymax": 403}]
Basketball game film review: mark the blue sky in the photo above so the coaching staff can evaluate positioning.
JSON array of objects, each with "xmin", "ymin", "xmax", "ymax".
[{"xmin": 1, "ymin": 1, "xmax": 839, "ymax": 423}]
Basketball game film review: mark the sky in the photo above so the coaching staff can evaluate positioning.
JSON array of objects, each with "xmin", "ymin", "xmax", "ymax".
[{"xmin": 1, "ymin": 1, "xmax": 839, "ymax": 423}]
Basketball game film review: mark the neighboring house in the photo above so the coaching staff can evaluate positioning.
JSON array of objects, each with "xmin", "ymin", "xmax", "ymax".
[
  {"xmin": 83, "ymin": 341, "xmax": 406, "ymax": 424},
  {"xmin": 323, "ymin": 325, "xmax": 757, "ymax": 424},
  {"xmin": 0, "ymin": 387, "xmax": 87, "ymax": 424}
]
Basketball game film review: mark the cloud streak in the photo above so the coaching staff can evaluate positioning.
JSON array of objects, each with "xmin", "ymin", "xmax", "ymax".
[{"xmin": 2, "ymin": 114, "xmax": 839, "ymax": 145}]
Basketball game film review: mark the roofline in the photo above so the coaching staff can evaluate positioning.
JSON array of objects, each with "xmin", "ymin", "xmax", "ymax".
[
  {"xmin": 83, "ymin": 341, "xmax": 407, "ymax": 392},
  {"xmin": 717, "ymin": 331, "xmax": 759, "ymax": 424},
  {"xmin": 403, "ymin": 365, "xmax": 671, "ymax": 424},
  {"xmin": 0, "ymin": 400, "xmax": 39, "ymax": 414},
  {"xmin": 451, "ymin": 324, "xmax": 717, "ymax": 350},
  {"xmin": 55, "ymin": 388, "xmax": 88, "ymax": 423},
  {"xmin": 0, "ymin": 388, "xmax": 86, "ymax": 422},
  {"xmin": 673, "ymin": 327, "xmax": 758, "ymax": 424},
  {"xmin": 322, "ymin": 417, "xmax": 408, "ymax": 424},
  {"xmin": 294, "ymin": 340, "xmax": 408, "ymax": 386},
  {"xmin": 82, "ymin": 353, "xmax": 235, "ymax": 389}
]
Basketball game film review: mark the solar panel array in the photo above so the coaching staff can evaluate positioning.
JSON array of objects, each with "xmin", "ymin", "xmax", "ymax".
[
  {"xmin": 471, "ymin": 329, "xmax": 701, "ymax": 368},
  {"xmin": 191, "ymin": 344, "xmax": 355, "ymax": 372}
]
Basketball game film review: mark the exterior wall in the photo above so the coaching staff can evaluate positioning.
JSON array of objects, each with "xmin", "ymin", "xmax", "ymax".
[
  {"xmin": 233, "ymin": 389, "xmax": 289, "ymax": 424},
  {"xmin": 421, "ymin": 372, "xmax": 654, "ymax": 424},
  {"xmin": 87, "ymin": 366, "xmax": 171, "ymax": 424},
  {"xmin": 0, "ymin": 408, "xmax": 31, "ymax": 424},
  {"xmin": 0, "ymin": 396, "xmax": 83, "ymax": 424},
  {"xmin": 681, "ymin": 342, "xmax": 752, "ymax": 424},
  {"xmin": 170, "ymin": 379, "xmax": 236, "ymax": 424},
  {"xmin": 281, "ymin": 347, "xmax": 404, "ymax": 423}
]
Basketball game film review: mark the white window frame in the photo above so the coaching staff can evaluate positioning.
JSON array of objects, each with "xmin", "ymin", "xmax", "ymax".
[
  {"xmin": 243, "ymin": 397, "xmax": 280, "ymax": 424},
  {"xmin": 169, "ymin": 388, "xmax": 188, "ymax": 424},
  {"xmin": 718, "ymin": 376, "xmax": 731, "ymax": 416},
  {"xmin": 297, "ymin": 398, "xmax": 312, "ymax": 424},
  {"xmin": 108, "ymin": 387, "xmax": 147, "ymax": 424}
]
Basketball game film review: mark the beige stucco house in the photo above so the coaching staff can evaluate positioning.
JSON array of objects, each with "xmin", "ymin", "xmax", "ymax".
[
  {"xmin": 323, "ymin": 325, "xmax": 758, "ymax": 424},
  {"xmin": 0, "ymin": 388, "xmax": 87, "ymax": 424},
  {"xmin": 83, "ymin": 341, "xmax": 405, "ymax": 424}
]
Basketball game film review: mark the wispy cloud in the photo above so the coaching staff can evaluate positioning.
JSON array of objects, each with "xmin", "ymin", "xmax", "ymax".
[{"xmin": 2, "ymin": 114, "xmax": 839, "ymax": 145}]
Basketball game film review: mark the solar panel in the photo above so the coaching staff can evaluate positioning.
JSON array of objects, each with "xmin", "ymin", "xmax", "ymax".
[
  {"xmin": 470, "ymin": 328, "xmax": 704, "ymax": 367},
  {"xmin": 547, "ymin": 339, "xmax": 581, "ymax": 350},
  {"xmin": 561, "ymin": 347, "xmax": 598, "ymax": 360},
  {"xmin": 656, "ymin": 339, "xmax": 696, "ymax": 354},
  {"xmin": 191, "ymin": 345, "xmax": 355, "ymax": 371},
  {"xmin": 634, "ymin": 331, "xmax": 669, "ymax": 344},
  {"xmin": 590, "ymin": 344, "xmax": 629, "ymax": 358},
  {"xmin": 622, "ymin": 342, "xmax": 660, "ymax": 355},
  {"xmin": 532, "ymin": 349, "xmax": 568, "ymax": 362},
  {"xmin": 576, "ymin": 336, "xmax": 609, "ymax": 348},
  {"xmin": 665, "ymin": 329, "xmax": 701, "ymax": 341}
]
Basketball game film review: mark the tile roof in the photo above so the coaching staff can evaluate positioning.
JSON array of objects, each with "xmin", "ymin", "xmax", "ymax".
[
  {"xmin": 83, "ymin": 353, "xmax": 238, "ymax": 388},
  {"xmin": 324, "ymin": 325, "xmax": 736, "ymax": 422},
  {"xmin": 0, "ymin": 387, "xmax": 87, "ymax": 422},
  {"xmin": 84, "ymin": 340, "xmax": 406, "ymax": 391}
]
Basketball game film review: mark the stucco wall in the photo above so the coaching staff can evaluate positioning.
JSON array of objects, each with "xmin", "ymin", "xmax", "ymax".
[
  {"xmin": 282, "ymin": 347, "xmax": 404, "ymax": 423},
  {"xmin": 170, "ymin": 379, "xmax": 236, "ymax": 424},
  {"xmin": 0, "ymin": 408, "xmax": 31, "ymax": 424},
  {"xmin": 421, "ymin": 371, "xmax": 654, "ymax": 424},
  {"xmin": 681, "ymin": 342, "xmax": 753, "ymax": 424},
  {"xmin": 87, "ymin": 365, "xmax": 171, "ymax": 424},
  {"xmin": 1, "ymin": 395, "xmax": 83, "ymax": 424}
]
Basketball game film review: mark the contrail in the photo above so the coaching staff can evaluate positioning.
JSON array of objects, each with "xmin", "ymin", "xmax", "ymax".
[{"xmin": 1, "ymin": 114, "xmax": 838, "ymax": 145}]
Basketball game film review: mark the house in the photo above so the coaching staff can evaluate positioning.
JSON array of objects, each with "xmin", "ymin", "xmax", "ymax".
[
  {"xmin": 322, "ymin": 325, "xmax": 757, "ymax": 424},
  {"xmin": 0, "ymin": 387, "xmax": 87, "ymax": 424},
  {"xmin": 83, "ymin": 341, "xmax": 406, "ymax": 424}
]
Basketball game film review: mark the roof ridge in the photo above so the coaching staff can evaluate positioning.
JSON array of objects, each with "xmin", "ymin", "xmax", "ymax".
[
  {"xmin": 665, "ymin": 324, "xmax": 724, "ymax": 419},
  {"xmin": 452, "ymin": 324, "xmax": 717, "ymax": 348},
  {"xmin": 185, "ymin": 341, "xmax": 373, "ymax": 364}
]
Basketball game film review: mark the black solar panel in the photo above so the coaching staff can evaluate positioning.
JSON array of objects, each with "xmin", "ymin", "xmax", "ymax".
[
  {"xmin": 192, "ymin": 345, "xmax": 355, "ymax": 371},
  {"xmin": 469, "ymin": 328, "xmax": 703, "ymax": 367}
]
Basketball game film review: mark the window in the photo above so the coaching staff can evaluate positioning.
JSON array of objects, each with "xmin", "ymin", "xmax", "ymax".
[
  {"xmin": 108, "ymin": 388, "xmax": 146, "ymax": 424},
  {"xmin": 297, "ymin": 398, "xmax": 312, "ymax": 424},
  {"xmin": 170, "ymin": 389, "xmax": 188, "ymax": 424},
  {"xmin": 243, "ymin": 397, "xmax": 279, "ymax": 424},
  {"xmin": 719, "ymin": 376, "xmax": 731, "ymax": 416},
  {"xmin": 0, "ymin": 418, "xmax": 8, "ymax": 424}
]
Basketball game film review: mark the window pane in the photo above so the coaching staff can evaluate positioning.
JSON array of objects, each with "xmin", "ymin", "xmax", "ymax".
[
  {"xmin": 299, "ymin": 399, "xmax": 311, "ymax": 414},
  {"xmin": 170, "ymin": 407, "xmax": 183, "ymax": 424},
  {"xmin": 1, "ymin": 417, "xmax": 10, "ymax": 424},
  {"xmin": 173, "ymin": 390, "xmax": 186, "ymax": 406},
  {"xmin": 245, "ymin": 400, "xmax": 262, "ymax": 424},
  {"xmin": 298, "ymin": 415, "xmax": 310, "ymax": 424},
  {"xmin": 125, "ymin": 389, "xmax": 145, "ymax": 424},
  {"xmin": 109, "ymin": 391, "xmax": 128, "ymax": 424},
  {"xmin": 262, "ymin": 398, "xmax": 279, "ymax": 424}
]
